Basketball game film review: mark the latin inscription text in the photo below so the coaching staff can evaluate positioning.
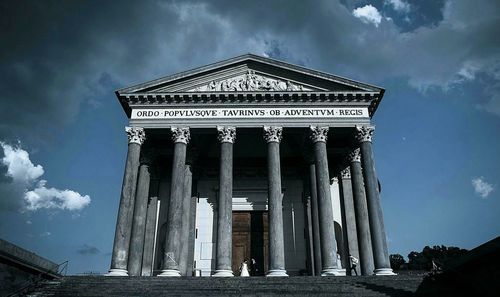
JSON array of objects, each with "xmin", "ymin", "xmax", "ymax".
[{"xmin": 131, "ymin": 107, "xmax": 368, "ymax": 120}]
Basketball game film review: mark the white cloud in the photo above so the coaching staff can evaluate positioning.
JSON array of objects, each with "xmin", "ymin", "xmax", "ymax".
[
  {"xmin": 25, "ymin": 180, "xmax": 90, "ymax": 211},
  {"xmin": 1, "ymin": 141, "xmax": 44, "ymax": 184},
  {"xmin": 385, "ymin": 0, "xmax": 410, "ymax": 13},
  {"xmin": 472, "ymin": 177, "xmax": 494, "ymax": 199},
  {"xmin": 352, "ymin": 5, "xmax": 383, "ymax": 27},
  {"xmin": 0, "ymin": 142, "xmax": 90, "ymax": 212}
]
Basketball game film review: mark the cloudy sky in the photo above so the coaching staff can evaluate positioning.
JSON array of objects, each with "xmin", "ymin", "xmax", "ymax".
[{"xmin": 1, "ymin": 0, "xmax": 499, "ymax": 274}]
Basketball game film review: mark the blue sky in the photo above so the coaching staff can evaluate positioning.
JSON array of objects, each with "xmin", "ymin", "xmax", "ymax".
[{"xmin": 1, "ymin": 0, "xmax": 499, "ymax": 274}]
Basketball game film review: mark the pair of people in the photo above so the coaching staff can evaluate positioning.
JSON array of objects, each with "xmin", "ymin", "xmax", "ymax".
[{"xmin": 239, "ymin": 258, "xmax": 257, "ymax": 277}]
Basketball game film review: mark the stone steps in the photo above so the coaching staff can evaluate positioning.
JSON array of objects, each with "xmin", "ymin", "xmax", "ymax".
[{"xmin": 23, "ymin": 275, "xmax": 425, "ymax": 297}]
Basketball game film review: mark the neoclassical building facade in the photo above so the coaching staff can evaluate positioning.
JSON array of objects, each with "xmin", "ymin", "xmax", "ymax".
[{"xmin": 108, "ymin": 54, "xmax": 394, "ymax": 277}]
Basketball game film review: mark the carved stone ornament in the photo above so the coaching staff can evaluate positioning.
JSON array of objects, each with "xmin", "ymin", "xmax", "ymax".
[
  {"xmin": 171, "ymin": 127, "xmax": 190, "ymax": 144},
  {"xmin": 263, "ymin": 126, "xmax": 283, "ymax": 143},
  {"xmin": 348, "ymin": 148, "xmax": 361, "ymax": 163},
  {"xmin": 340, "ymin": 167, "xmax": 351, "ymax": 179},
  {"xmin": 190, "ymin": 70, "xmax": 311, "ymax": 92},
  {"xmin": 309, "ymin": 126, "xmax": 329, "ymax": 143},
  {"xmin": 125, "ymin": 127, "xmax": 146, "ymax": 145},
  {"xmin": 217, "ymin": 126, "xmax": 236, "ymax": 143},
  {"xmin": 355, "ymin": 125, "xmax": 375, "ymax": 143}
]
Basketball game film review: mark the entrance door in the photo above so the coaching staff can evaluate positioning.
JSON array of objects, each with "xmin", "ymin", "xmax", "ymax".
[{"xmin": 232, "ymin": 211, "xmax": 268, "ymax": 276}]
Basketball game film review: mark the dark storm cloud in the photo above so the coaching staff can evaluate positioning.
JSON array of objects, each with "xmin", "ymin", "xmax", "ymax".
[
  {"xmin": 77, "ymin": 244, "xmax": 100, "ymax": 255},
  {"xmin": 1, "ymin": 0, "xmax": 500, "ymax": 146},
  {"xmin": 184, "ymin": 0, "xmax": 500, "ymax": 114},
  {"xmin": 0, "ymin": 1, "xmax": 181, "ymax": 144}
]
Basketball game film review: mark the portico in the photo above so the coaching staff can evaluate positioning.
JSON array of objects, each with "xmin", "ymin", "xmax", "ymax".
[{"xmin": 108, "ymin": 54, "xmax": 394, "ymax": 277}]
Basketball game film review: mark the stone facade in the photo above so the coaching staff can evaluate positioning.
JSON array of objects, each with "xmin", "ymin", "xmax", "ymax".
[{"xmin": 108, "ymin": 54, "xmax": 394, "ymax": 277}]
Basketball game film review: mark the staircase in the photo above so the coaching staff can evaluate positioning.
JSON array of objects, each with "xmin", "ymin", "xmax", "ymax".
[{"xmin": 21, "ymin": 275, "xmax": 425, "ymax": 297}]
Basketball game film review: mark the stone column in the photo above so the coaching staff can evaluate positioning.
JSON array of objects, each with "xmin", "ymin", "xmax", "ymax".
[
  {"xmin": 128, "ymin": 155, "xmax": 152, "ymax": 276},
  {"xmin": 159, "ymin": 127, "xmax": 190, "ymax": 277},
  {"xmin": 213, "ymin": 126, "xmax": 236, "ymax": 277},
  {"xmin": 338, "ymin": 167, "xmax": 361, "ymax": 276},
  {"xmin": 309, "ymin": 162, "xmax": 322, "ymax": 276},
  {"xmin": 334, "ymin": 176, "xmax": 348, "ymax": 270},
  {"xmin": 141, "ymin": 195, "xmax": 158, "ymax": 276},
  {"xmin": 349, "ymin": 148, "xmax": 375, "ymax": 275},
  {"xmin": 303, "ymin": 195, "xmax": 315, "ymax": 275},
  {"xmin": 264, "ymin": 126, "xmax": 288, "ymax": 277},
  {"xmin": 309, "ymin": 126, "xmax": 341, "ymax": 276},
  {"xmin": 178, "ymin": 165, "xmax": 193, "ymax": 276},
  {"xmin": 108, "ymin": 127, "xmax": 146, "ymax": 276},
  {"xmin": 356, "ymin": 125, "xmax": 395, "ymax": 275}
]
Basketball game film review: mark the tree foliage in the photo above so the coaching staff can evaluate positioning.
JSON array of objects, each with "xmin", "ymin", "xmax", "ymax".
[
  {"xmin": 407, "ymin": 245, "xmax": 468, "ymax": 270},
  {"xmin": 389, "ymin": 254, "xmax": 406, "ymax": 270}
]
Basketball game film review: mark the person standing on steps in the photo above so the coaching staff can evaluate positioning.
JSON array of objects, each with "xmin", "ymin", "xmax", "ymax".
[
  {"xmin": 349, "ymin": 255, "xmax": 359, "ymax": 276},
  {"xmin": 240, "ymin": 259, "xmax": 250, "ymax": 277},
  {"xmin": 250, "ymin": 258, "xmax": 257, "ymax": 276}
]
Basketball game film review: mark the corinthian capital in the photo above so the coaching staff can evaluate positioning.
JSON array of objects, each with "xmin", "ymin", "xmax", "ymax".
[
  {"xmin": 340, "ymin": 167, "xmax": 351, "ymax": 179},
  {"xmin": 263, "ymin": 126, "xmax": 283, "ymax": 143},
  {"xmin": 171, "ymin": 127, "xmax": 190, "ymax": 144},
  {"xmin": 347, "ymin": 148, "xmax": 361, "ymax": 163},
  {"xmin": 309, "ymin": 126, "xmax": 329, "ymax": 143},
  {"xmin": 355, "ymin": 125, "xmax": 375, "ymax": 143},
  {"xmin": 126, "ymin": 127, "xmax": 146, "ymax": 145},
  {"xmin": 217, "ymin": 126, "xmax": 236, "ymax": 143}
]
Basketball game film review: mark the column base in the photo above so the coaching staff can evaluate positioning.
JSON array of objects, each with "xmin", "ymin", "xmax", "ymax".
[
  {"xmin": 158, "ymin": 269, "xmax": 181, "ymax": 277},
  {"xmin": 266, "ymin": 269, "xmax": 288, "ymax": 277},
  {"xmin": 212, "ymin": 269, "xmax": 234, "ymax": 277},
  {"xmin": 107, "ymin": 269, "xmax": 128, "ymax": 276},
  {"xmin": 374, "ymin": 268, "xmax": 397, "ymax": 276},
  {"xmin": 321, "ymin": 268, "xmax": 345, "ymax": 276}
]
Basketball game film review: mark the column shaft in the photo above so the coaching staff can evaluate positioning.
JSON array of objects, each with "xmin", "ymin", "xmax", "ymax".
[
  {"xmin": 178, "ymin": 165, "xmax": 193, "ymax": 276},
  {"xmin": 314, "ymin": 142, "xmax": 339, "ymax": 275},
  {"xmin": 304, "ymin": 195, "xmax": 315, "ymax": 275},
  {"xmin": 214, "ymin": 126, "xmax": 235, "ymax": 277},
  {"xmin": 128, "ymin": 160, "xmax": 152, "ymax": 276},
  {"xmin": 339, "ymin": 169, "xmax": 361, "ymax": 276},
  {"xmin": 266, "ymin": 140, "xmax": 287, "ymax": 276},
  {"xmin": 350, "ymin": 157, "xmax": 375, "ymax": 275},
  {"xmin": 186, "ymin": 191, "xmax": 198, "ymax": 277},
  {"xmin": 337, "ymin": 177, "xmax": 349, "ymax": 270},
  {"xmin": 141, "ymin": 195, "xmax": 158, "ymax": 276},
  {"xmin": 360, "ymin": 140, "xmax": 393, "ymax": 275},
  {"xmin": 159, "ymin": 127, "xmax": 189, "ymax": 277},
  {"xmin": 310, "ymin": 126, "xmax": 341, "ymax": 276},
  {"xmin": 309, "ymin": 163, "xmax": 322, "ymax": 276},
  {"xmin": 109, "ymin": 127, "xmax": 145, "ymax": 276}
]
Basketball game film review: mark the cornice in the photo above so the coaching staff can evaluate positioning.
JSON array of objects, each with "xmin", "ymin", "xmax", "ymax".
[{"xmin": 117, "ymin": 91, "xmax": 381, "ymax": 118}]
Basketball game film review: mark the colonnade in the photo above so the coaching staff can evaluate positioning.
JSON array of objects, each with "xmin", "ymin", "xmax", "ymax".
[{"xmin": 107, "ymin": 125, "xmax": 394, "ymax": 277}]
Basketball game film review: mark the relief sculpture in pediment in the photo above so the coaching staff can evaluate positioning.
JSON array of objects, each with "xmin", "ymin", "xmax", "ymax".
[{"xmin": 190, "ymin": 70, "xmax": 311, "ymax": 92}]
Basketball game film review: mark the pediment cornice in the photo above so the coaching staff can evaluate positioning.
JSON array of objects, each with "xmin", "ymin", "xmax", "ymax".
[{"xmin": 116, "ymin": 54, "xmax": 385, "ymax": 118}]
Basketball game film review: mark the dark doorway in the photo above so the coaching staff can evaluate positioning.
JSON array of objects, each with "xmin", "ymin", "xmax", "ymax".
[{"xmin": 232, "ymin": 211, "xmax": 268, "ymax": 276}]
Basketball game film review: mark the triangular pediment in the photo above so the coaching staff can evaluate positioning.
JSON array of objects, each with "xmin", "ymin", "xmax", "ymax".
[
  {"xmin": 117, "ymin": 54, "xmax": 383, "ymax": 94},
  {"xmin": 183, "ymin": 70, "xmax": 315, "ymax": 92}
]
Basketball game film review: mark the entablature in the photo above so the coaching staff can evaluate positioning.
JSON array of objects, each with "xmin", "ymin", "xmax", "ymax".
[{"xmin": 118, "ymin": 91, "xmax": 382, "ymax": 116}]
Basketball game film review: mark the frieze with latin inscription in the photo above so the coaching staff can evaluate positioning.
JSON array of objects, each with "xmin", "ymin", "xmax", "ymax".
[{"xmin": 131, "ymin": 107, "xmax": 368, "ymax": 120}]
